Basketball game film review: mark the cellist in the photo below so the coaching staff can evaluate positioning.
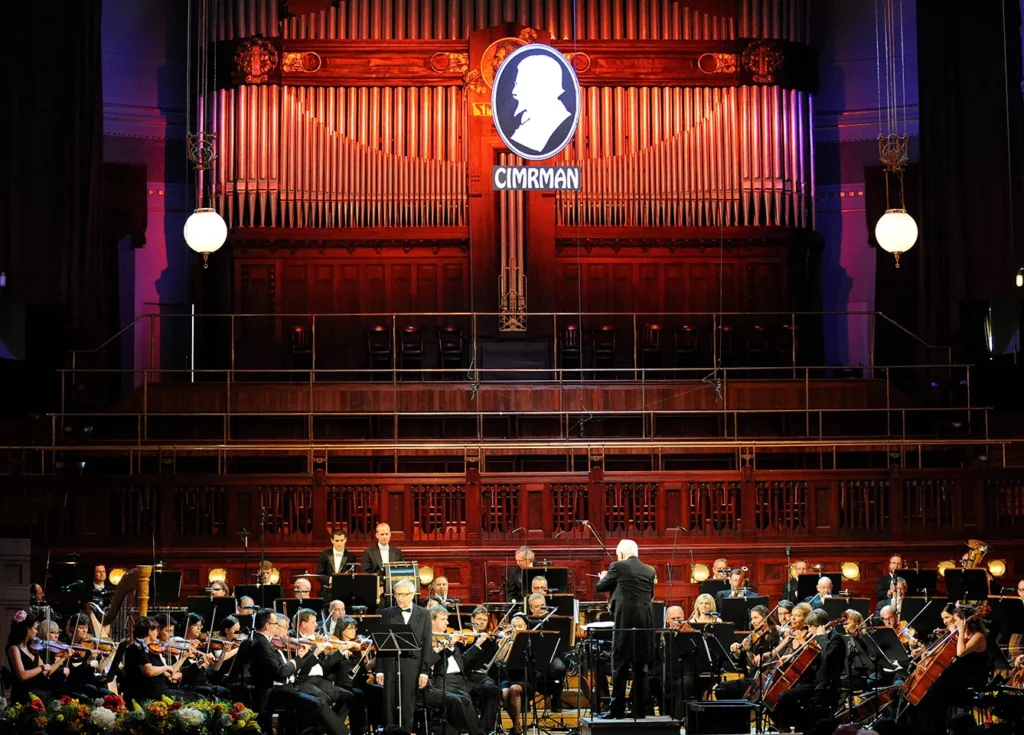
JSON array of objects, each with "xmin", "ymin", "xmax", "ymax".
[
  {"xmin": 771, "ymin": 609, "xmax": 845, "ymax": 732},
  {"xmin": 915, "ymin": 605, "xmax": 989, "ymax": 735}
]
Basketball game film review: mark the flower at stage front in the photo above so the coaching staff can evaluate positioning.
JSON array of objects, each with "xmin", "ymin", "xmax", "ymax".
[
  {"xmin": 102, "ymin": 693, "xmax": 127, "ymax": 712},
  {"xmin": 174, "ymin": 707, "xmax": 205, "ymax": 729},
  {"xmin": 89, "ymin": 706, "xmax": 118, "ymax": 730},
  {"xmin": 220, "ymin": 714, "xmax": 234, "ymax": 729}
]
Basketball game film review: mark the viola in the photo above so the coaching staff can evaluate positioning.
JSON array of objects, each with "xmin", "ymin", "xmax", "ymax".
[{"xmin": 81, "ymin": 636, "xmax": 117, "ymax": 653}]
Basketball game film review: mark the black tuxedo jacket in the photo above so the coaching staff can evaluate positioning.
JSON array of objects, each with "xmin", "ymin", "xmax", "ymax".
[
  {"xmin": 317, "ymin": 548, "xmax": 359, "ymax": 578},
  {"xmin": 361, "ymin": 545, "xmax": 405, "ymax": 575},
  {"xmin": 247, "ymin": 632, "xmax": 314, "ymax": 710},
  {"xmin": 378, "ymin": 604, "xmax": 431, "ymax": 676},
  {"xmin": 595, "ymin": 556, "xmax": 656, "ymax": 659},
  {"xmin": 430, "ymin": 642, "xmax": 483, "ymax": 680}
]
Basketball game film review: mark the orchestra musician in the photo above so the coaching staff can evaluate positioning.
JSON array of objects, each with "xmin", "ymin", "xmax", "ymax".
[
  {"xmin": 783, "ymin": 560, "xmax": 811, "ymax": 603},
  {"xmin": 375, "ymin": 579, "xmax": 431, "ymax": 730},
  {"xmin": 688, "ymin": 594, "xmax": 720, "ymax": 624},
  {"xmin": 530, "ymin": 576, "xmax": 549, "ymax": 596},
  {"xmin": 120, "ymin": 616, "xmax": 193, "ymax": 705},
  {"xmin": 712, "ymin": 559, "xmax": 730, "ymax": 580},
  {"xmin": 770, "ymin": 608, "xmax": 845, "ymax": 732},
  {"xmin": 525, "ymin": 592, "xmax": 565, "ymax": 712},
  {"xmin": 294, "ymin": 577, "xmax": 313, "ymax": 600},
  {"xmin": 426, "ymin": 576, "xmax": 453, "ymax": 606},
  {"xmin": 247, "ymin": 608, "xmax": 345, "ymax": 735},
  {"xmin": 81, "ymin": 564, "xmax": 113, "ymax": 611},
  {"xmin": 318, "ymin": 529, "xmax": 359, "ymax": 580},
  {"xmin": 425, "ymin": 605, "xmax": 493, "ymax": 735},
  {"xmin": 178, "ymin": 612, "xmax": 232, "ymax": 699},
  {"xmin": 875, "ymin": 554, "xmax": 904, "ymax": 603},
  {"xmin": 6, "ymin": 611, "xmax": 68, "ymax": 703},
  {"xmin": 506, "ymin": 546, "xmax": 535, "ymax": 601},
  {"xmin": 292, "ymin": 609, "xmax": 353, "ymax": 715},
  {"xmin": 497, "ymin": 614, "xmax": 531, "ymax": 735},
  {"xmin": 595, "ymin": 539, "xmax": 656, "ymax": 719},
  {"xmin": 719, "ymin": 604, "xmax": 780, "ymax": 699},
  {"xmin": 805, "ymin": 576, "xmax": 833, "ymax": 609},
  {"xmin": 61, "ymin": 612, "xmax": 114, "ymax": 698},
  {"xmin": 915, "ymin": 605, "xmax": 990, "ymax": 735},
  {"xmin": 875, "ymin": 577, "xmax": 908, "ymax": 617},
  {"xmin": 334, "ymin": 615, "xmax": 382, "ymax": 735},
  {"xmin": 209, "ymin": 580, "xmax": 230, "ymax": 597},
  {"xmin": 324, "ymin": 600, "xmax": 346, "ymax": 635},
  {"xmin": 715, "ymin": 568, "xmax": 756, "ymax": 604},
  {"xmin": 360, "ymin": 523, "xmax": 405, "ymax": 576},
  {"xmin": 772, "ymin": 602, "xmax": 812, "ymax": 659},
  {"xmin": 776, "ymin": 600, "xmax": 794, "ymax": 632}
]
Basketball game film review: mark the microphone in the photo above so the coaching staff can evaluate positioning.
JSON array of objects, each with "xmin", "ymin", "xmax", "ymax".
[
  {"xmin": 510, "ymin": 527, "xmax": 525, "ymax": 535},
  {"xmin": 574, "ymin": 520, "xmax": 590, "ymax": 526},
  {"xmin": 786, "ymin": 546, "xmax": 791, "ymax": 555},
  {"xmin": 61, "ymin": 581, "xmax": 84, "ymax": 591}
]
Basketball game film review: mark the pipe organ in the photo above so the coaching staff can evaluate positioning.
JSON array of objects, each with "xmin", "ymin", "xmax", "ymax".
[{"xmin": 213, "ymin": 0, "xmax": 819, "ymax": 321}]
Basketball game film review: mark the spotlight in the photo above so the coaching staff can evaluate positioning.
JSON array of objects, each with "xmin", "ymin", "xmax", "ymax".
[
  {"xmin": 1017, "ymin": 268, "xmax": 1023, "ymax": 288},
  {"xmin": 690, "ymin": 564, "xmax": 710, "ymax": 583},
  {"xmin": 841, "ymin": 562, "xmax": 861, "ymax": 581},
  {"xmin": 109, "ymin": 568, "xmax": 126, "ymax": 586},
  {"xmin": 987, "ymin": 559, "xmax": 1006, "ymax": 578},
  {"xmin": 937, "ymin": 560, "xmax": 956, "ymax": 577},
  {"xmin": 208, "ymin": 568, "xmax": 228, "ymax": 584},
  {"xmin": 418, "ymin": 566, "xmax": 435, "ymax": 586}
]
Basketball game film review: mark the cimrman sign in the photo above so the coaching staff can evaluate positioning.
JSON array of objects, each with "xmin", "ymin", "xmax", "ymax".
[{"xmin": 491, "ymin": 43, "xmax": 581, "ymax": 190}]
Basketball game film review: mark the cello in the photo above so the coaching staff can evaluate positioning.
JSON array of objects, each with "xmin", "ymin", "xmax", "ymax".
[
  {"xmin": 899, "ymin": 627, "xmax": 960, "ymax": 705},
  {"xmin": 759, "ymin": 616, "xmax": 844, "ymax": 709}
]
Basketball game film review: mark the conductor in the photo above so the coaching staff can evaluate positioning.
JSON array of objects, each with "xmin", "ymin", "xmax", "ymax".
[{"xmin": 595, "ymin": 539, "xmax": 656, "ymax": 719}]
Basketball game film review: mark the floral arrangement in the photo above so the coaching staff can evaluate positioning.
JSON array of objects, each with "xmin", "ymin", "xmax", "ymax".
[{"xmin": 0, "ymin": 694, "xmax": 259, "ymax": 734}]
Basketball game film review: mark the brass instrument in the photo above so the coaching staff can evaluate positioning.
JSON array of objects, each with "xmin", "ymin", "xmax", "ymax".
[{"xmin": 964, "ymin": 539, "xmax": 991, "ymax": 569}]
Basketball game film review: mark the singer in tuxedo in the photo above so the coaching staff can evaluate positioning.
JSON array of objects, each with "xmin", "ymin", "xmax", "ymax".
[
  {"xmin": 375, "ymin": 579, "xmax": 431, "ymax": 730},
  {"xmin": 318, "ymin": 529, "xmax": 359, "ymax": 581},
  {"xmin": 595, "ymin": 539, "xmax": 656, "ymax": 719},
  {"xmin": 361, "ymin": 523, "xmax": 406, "ymax": 576},
  {"xmin": 875, "ymin": 554, "xmax": 904, "ymax": 602}
]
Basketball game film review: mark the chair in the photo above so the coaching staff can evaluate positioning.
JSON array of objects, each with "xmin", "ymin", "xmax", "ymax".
[
  {"xmin": 399, "ymin": 326, "xmax": 424, "ymax": 380},
  {"xmin": 438, "ymin": 326, "xmax": 463, "ymax": 380},
  {"xmin": 558, "ymin": 324, "xmax": 582, "ymax": 379},
  {"xmin": 674, "ymin": 325, "xmax": 699, "ymax": 371},
  {"xmin": 289, "ymin": 325, "xmax": 313, "ymax": 379},
  {"xmin": 640, "ymin": 323, "xmax": 663, "ymax": 377},
  {"xmin": 367, "ymin": 325, "xmax": 393, "ymax": 380},
  {"xmin": 591, "ymin": 325, "xmax": 617, "ymax": 378}
]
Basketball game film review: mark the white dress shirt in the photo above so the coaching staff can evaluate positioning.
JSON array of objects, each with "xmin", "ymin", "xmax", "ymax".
[
  {"xmin": 379, "ymin": 545, "xmax": 391, "ymax": 565},
  {"xmin": 333, "ymin": 551, "xmax": 346, "ymax": 573}
]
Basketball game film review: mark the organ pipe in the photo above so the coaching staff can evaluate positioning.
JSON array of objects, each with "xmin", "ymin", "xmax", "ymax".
[{"xmin": 210, "ymin": 0, "xmax": 813, "ymax": 230}]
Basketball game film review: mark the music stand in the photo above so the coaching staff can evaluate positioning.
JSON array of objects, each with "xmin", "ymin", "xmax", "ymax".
[
  {"xmin": 275, "ymin": 597, "xmax": 323, "ymax": 621},
  {"xmin": 691, "ymin": 622, "xmax": 741, "ymax": 681},
  {"xmin": 824, "ymin": 597, "xmax": 870, "ymax": 619},
  {"xmin": 352, "ymin": 614, "xmax": 382, "ymax": 637},
  {"xmin": 187, "ymin": 596, "xmax": 237, "ymax": 630},
  {"xmin": 866, "ymin": 627, "xmax": 910, "ymax": 675},
  {"xmin": 698, "ymin": 580, "xmax": 728, "ymax": 598},
  {"xmin": 506, "ymin": 630, "xmax": 561, "ymax": 735},
  {"xmin": 548, "ymin": 594, "xmax": 576, "ymax": 617},
  {"xmin": 233, "ymin": 584, "xmax": 282, "ymax": 609},
  {"xmin": 152, "ymin": 570, "xmax": 183, "ymax": 605},
  {"xmin": 901, "ymin": 569, "xmax": 939, "ymax": 596},
  {"xmin": 989, "ymin": 596, "xmax": 1024, "ymax": 636},
  {"xmin": 370, "ymin": 622, "xmax": 423, "ymax": 728},
  {"xmin": 330, "ymin": 573, "xmax": 379, "ymax": 611},
  {"xmin": 945, "ymin": 569, "xmax": 989, "ymax": 601},
  {"xmin": 719, "ymin": 595, "xmax": 769, "ymax": 627},
  {"xmin": 901, "ymin": 596, "xmax": 942, "ymax": 635},
  {"xmin": 525, "ymin": 567, "xmax": 569, "ymax": 594}
]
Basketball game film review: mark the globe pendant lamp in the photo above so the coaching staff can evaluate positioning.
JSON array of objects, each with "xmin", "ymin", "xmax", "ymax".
[
  {"xmin": 875, "ymin": 208, "xmax": 918, "ymax": 268},
  {"xmin": 184, "ymin": 207, "xmax": 227, "ymax": 268}
]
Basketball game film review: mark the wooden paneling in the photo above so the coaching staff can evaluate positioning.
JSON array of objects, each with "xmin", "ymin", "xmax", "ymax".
[{"xmin": 8, "ymin": 470, "xmax": 1022, "ymax": 610}]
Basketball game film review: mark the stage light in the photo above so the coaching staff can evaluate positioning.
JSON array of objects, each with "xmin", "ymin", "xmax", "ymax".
[
  {"xmin": 109, "ymin": 568, "xmax": 126, "ymax": 585},
  {"xmin": 987, "ymin": 559, "xmax": 1006, "ymax": 578},
  {"xmin": 184, "ymin": 208, "xmax": 227, "ymax": 267},
  {"xmin": 690, "ymin": 564, "xmax": 710, "ymax": 583},
  {"xmin": 267, "ymin": 567, "xmax": 281, "ymax": 585},
  {"xmin": 875, "ymin": 209, "xmax": 918, "ymax": 268},
  {"xmin": 841, "ymin": 562, "xmax": 861, "ymax": 581},
  {"xmin": 1016, "ymin": 268, "xmax": 1023, "ymax": 288},
  {"xmin": 937, "ymin": 560, "xmax": 956, "ymax": 577},
  {"xmin": 418, "ymin": 566, "xmax": 435, "ymax": 586},
  {"xmin": 208, "ymin": 568, "xmax": 228, "ymax": 584}
]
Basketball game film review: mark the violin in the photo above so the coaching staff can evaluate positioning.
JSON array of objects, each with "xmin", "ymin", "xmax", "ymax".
[
  {"xmin": 207, "ymin": 635, "xmax": 245, "ymax": 651},
  {"xmin": 81, "ymin": 636, "xmax": 117, "ymax": 653},
  {"xmin": 270, "ymin": 636, "xmax": 310, "ymax": 652},
  {"xmin": 669, "ymin": 619, "xmax": 696, "ymax": 633},
  {"xmin": 31, "ymin": 640, "xmax": 89, "ymax": 656},
  {"xmin": 149, "ymin": 640, "xmax": 193, "ymax": 655}
]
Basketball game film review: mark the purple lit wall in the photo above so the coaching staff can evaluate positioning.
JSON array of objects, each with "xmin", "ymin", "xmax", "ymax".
[
  {"xmin": 812, "ymin": 0, "xmax": 918, "ymax": 370},
  {"xmin": 102, "ymin": 0, "xmax": 191, "ymax": 383}
]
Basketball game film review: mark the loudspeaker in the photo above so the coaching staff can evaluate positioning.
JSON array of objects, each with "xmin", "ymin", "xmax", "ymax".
[{"xmin": 685, "ymin": 700, "xmax": 756, "ymax": 734}]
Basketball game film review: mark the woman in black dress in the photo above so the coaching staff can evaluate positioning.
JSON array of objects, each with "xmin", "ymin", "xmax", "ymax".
[
  {"xmin": 120, "ymin": 616, "xmax": 193, "ymax": 705},
  {"xmin": 497, "ymin": 614, "xmax": 532, "ymax": 735},
  {"xmin": 718, "ymin": 604, "xmax": 780, "ymax": 700},
  {"xmin": 5, "ymin": 610, "xmax": 68, "ymax": 703}
]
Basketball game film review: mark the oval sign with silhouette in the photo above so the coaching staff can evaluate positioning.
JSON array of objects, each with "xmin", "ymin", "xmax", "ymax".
[{"xmin": 491, "ymin": 44, "xmax": 581, "ymax": 162}]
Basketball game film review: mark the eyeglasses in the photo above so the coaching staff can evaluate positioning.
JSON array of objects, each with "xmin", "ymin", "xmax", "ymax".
[{"xmin": 395, "ymin": 592, "xmax": 415, "ymax": 597}]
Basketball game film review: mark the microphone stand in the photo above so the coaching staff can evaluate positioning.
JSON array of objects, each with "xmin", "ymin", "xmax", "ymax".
[
  {"xmin": 579, "ymin": 521, "xmax": 614, "ymax": 561},
  {"xmin": 667, "ymin": 526, "xmax": 687, "ymax": 589},
  {"xmin": 239, "ymin": 529, "xmax": 250, "ymax": 602},
  {"xmin": 258, "ymin": 507, "xmax": 268, "ymax": 608}
]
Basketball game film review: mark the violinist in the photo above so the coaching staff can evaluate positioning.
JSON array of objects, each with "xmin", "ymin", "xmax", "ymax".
[
  {"xmin": 915, "ymin": 605, "xmax": 989, "ymax": 735},
  {"xmin": 425, "ymin": 605, "xmax": 489, "ymax": 735},
  {"xmin": 719, "ymin": 605, "xmax": 780, "ymax": 699},
  {"xmin": 335, "ymin": 616, "xmax": 381, "ymax": 735},
  {"xmin": 121, "ymin": 616, "xmax": 193, "ymax": 705},
  {"xmin": 248, "ymin": 608, "xmax": 346, "ymax": 735},
  {"xmin": 689, "ymin": 593, "xmax": 720, "ymax": 624},
  {"xmin": 497, "ymin": 614, "xmax": 531, "ymax": 735},
  {"xmin": 776, "ymin": 600, "xmax": 794, "ymax": 633},
  {"xmin": 771, "ymin": 608, "xmax": 844, "ymax": 732},
  {"xmin": 7, "ymin": 610, "xmax": 70, "ymax": 704},
  {"xmin": 464, "ymin": 605, "xmax": 501, "ymax": 728},
  {"xmin": 59, "ymin": 612, "xmax": 113, "ymax": 699},
  {"xmin": 37, "ymin": 620, "xmax": 69, "ymax": 692},
  {"xmin": 179, "ymin": 612, "xmax": 231, "ymax": 699},
  {"xmin": 771, "ymin": 602, "xmax": 813, "ymax": 660},
  {"xmin": 205, "ymin": 616, "xmax": 247, "ymax": 691},
  {"xmin": 292, "ymin": 609, "xmax": 354, "ymax": 720}
]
